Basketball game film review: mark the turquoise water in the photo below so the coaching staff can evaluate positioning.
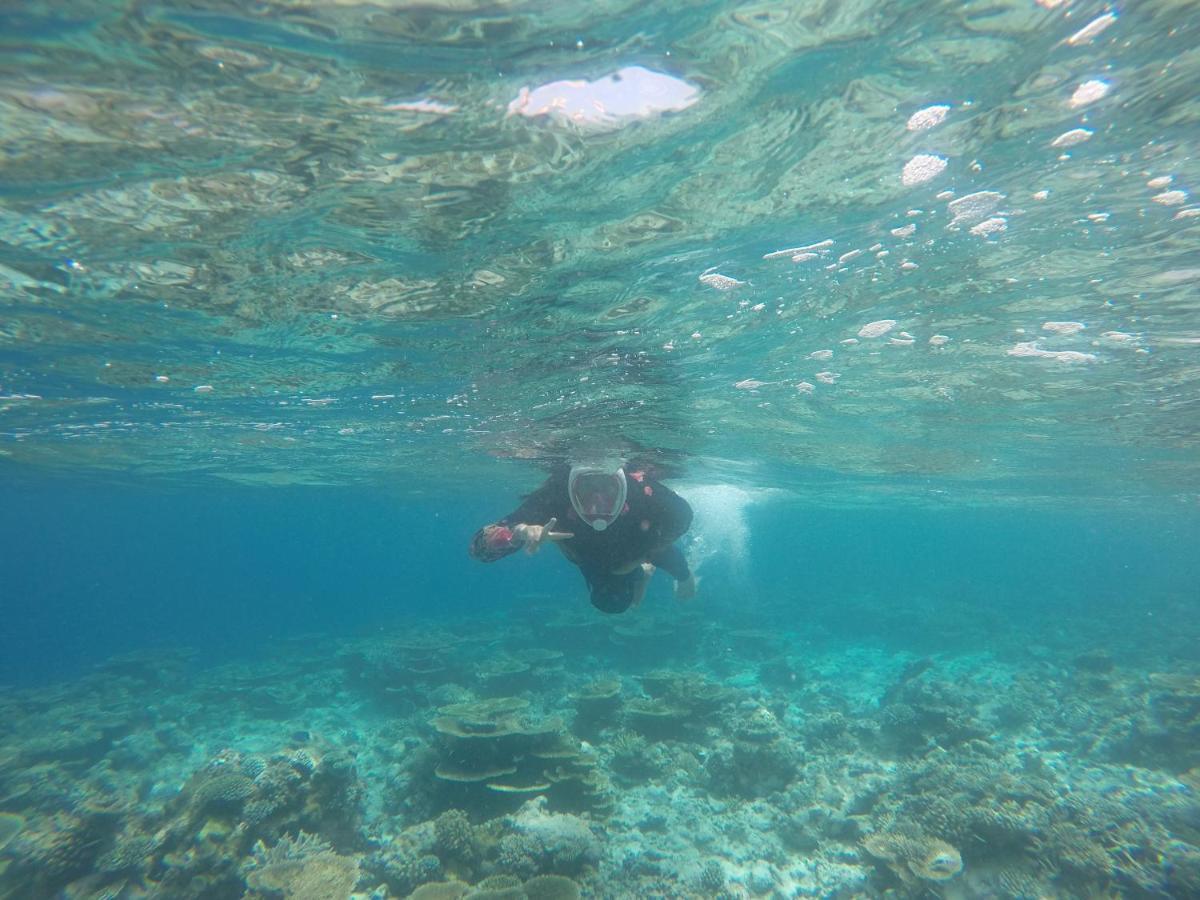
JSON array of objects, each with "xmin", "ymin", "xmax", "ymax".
[{"xmin": 2, "ymin": 1, "xmax": 1199, "ymax": 898}]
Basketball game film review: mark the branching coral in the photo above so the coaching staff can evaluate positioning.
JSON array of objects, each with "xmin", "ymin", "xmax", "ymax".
[
  {"xmin": 244, "ymin": 831, "xmax": 359, "ymax": 900},
  {"xmin": 362, "ymin": 842, "xmax": 443, "ymax": 897},
  {"xmin": 434, "ymin": 808, "xmax": 481, "ymax": 870}
]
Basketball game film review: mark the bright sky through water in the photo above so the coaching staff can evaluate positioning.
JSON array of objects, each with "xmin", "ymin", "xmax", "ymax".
[{"xmin": 0, "ymin": 0, "xmax": 1197, "ymax": 506}]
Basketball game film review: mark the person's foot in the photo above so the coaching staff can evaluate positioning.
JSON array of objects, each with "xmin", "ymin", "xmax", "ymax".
[{"xmin": 675, "ymin": 573, "xmax": 698, "ymax": 601}]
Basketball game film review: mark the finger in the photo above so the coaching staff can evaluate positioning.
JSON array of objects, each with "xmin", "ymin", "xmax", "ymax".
[
  {"xmin": 544, "ymin": 517, "xmax": 557, "ymax": 531},
  {"xmin": 547, "ymin": 530, "xmax": 575, "ymax": 541}
]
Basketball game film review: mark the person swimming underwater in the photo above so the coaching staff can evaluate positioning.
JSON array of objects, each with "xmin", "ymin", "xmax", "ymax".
[{"xmin": 469, "ymin": 461, "xmax": 696, "ymax": 613}]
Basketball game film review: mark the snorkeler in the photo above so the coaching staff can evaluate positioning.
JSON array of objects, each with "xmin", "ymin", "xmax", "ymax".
[{"xmin": 470, "ymin": 462, "xmax": 697, "ymax": 614}]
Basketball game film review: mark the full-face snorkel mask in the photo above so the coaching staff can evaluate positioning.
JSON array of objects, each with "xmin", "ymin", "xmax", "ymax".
[{"xmin": 568, "ymin": 464, "xmax": 627, "ymax": 532}]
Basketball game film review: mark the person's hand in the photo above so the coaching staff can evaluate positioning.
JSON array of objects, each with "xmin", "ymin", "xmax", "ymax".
[
  {"xmin": 514, "ymin": 518, "xmax": 574, "ymax": 554},
  {"xmin": 675, "ymin": 573, "xmax": 698, "ymax": 601}
]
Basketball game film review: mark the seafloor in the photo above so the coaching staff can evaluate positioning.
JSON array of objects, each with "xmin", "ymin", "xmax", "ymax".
[{"xmin": 1, "ymin": 589, "xmax": 1198, "ymax": 900}]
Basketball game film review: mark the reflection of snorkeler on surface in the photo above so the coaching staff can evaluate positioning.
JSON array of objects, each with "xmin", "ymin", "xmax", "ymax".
[{"xmin": 469, "ymin": 462, "xmax": 697, "ymax": 614}]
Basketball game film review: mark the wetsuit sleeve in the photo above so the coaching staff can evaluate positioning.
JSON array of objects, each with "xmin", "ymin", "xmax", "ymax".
[
  {"xmin": 643, "ymin": 479, "xmax": 694, "ymax": 579},
  {"xmin": 647, "ymin": 479, "xmax": 693, "ymax": 544},
  {"xmin": 468, "ymin": 475, "xmax": 565, "ymax": 563},
  {"xmin": 499, "ymin": 478, "xmax": 563, "ymax": 529}
]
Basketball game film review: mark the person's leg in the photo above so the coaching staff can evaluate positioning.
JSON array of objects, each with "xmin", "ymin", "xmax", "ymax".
[
  {"xmin": 629, "ymin": 563, "xmax": 655, "ymax": 608},
  {"xmin": 587, "ymin": 568, "xmax": 645, "ymax": 614}
]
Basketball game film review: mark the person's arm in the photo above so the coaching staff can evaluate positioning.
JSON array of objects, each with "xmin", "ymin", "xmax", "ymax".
[
  {"xmin": 468, "ymin": 474, "xmax": 572, "ymax": 562},
  {"xmin": 642, "ymin": 479, "xmax": 698, "ymax": 599},
  {"xmin": 644, "ymin": 478, "xmax": 694, "ymax": 544}
]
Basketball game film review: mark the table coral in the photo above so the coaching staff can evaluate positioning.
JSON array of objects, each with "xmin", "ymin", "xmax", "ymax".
[{"xmin": 862, "ymin": 828, "xmax": 963, "ymax": 885}]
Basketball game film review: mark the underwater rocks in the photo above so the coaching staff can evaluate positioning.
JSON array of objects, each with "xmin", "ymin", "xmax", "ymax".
[
  {"xmin": 342, "ymin": 631, "xmax": 570, "ymax": 712},
  {"xmin": 365, "ymin": 837, "xmax": 445, "ymax": 898},
  {"xmin": 155, "ymin": 746, "xmax": 363, "ymax": 898}
]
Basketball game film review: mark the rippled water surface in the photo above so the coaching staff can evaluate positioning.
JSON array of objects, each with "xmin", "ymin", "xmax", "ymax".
[{"xmin": 2, "ymin": 0, "xmax": 1198, "ymax": 504}]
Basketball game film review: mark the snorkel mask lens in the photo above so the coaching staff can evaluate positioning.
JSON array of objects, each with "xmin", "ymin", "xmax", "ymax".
[{"xmin": 568, "ymin": 465, "xmax": 627, "ymax": 531}]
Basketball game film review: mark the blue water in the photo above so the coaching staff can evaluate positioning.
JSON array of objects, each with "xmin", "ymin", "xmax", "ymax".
[
  {"xmin": 3, "ymin": 0, "xmax": 1200, "ymax": 897},
  {"xmin": 3, "ymin": 479, "xmax": 1195, "ymax": 682},
  {"xmin": 0, "ymin": 482, "xmax": 562, "ymax": 682}
]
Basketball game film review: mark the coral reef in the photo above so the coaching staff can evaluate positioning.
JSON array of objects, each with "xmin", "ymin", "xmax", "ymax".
[
  {"xmin": 425, "ymin": 697, "xmax": 609, "ymax": 817},
  {"xmin": 568, "ymin": 678, "xmax": 621, "ymax": 740},
  {"xmin": 494, "ymin": 798, "xmax": 599, "ymax": 878},
  {"xmin": 243, "ymin": 831, "xmax": 360, "ymax": 900},
  {"xmin": 862, "ymin": 828, "xmax": 963, "ymax": 886},
  {"xmin": 1, "ymin": 598, "xmax": 1198, "ymax": 899}
]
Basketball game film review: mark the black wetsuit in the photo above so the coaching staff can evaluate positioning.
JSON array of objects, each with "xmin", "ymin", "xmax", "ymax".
[{"xmin": 469, "ymin": 467, "xmax": 694, "ymax": 614}]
